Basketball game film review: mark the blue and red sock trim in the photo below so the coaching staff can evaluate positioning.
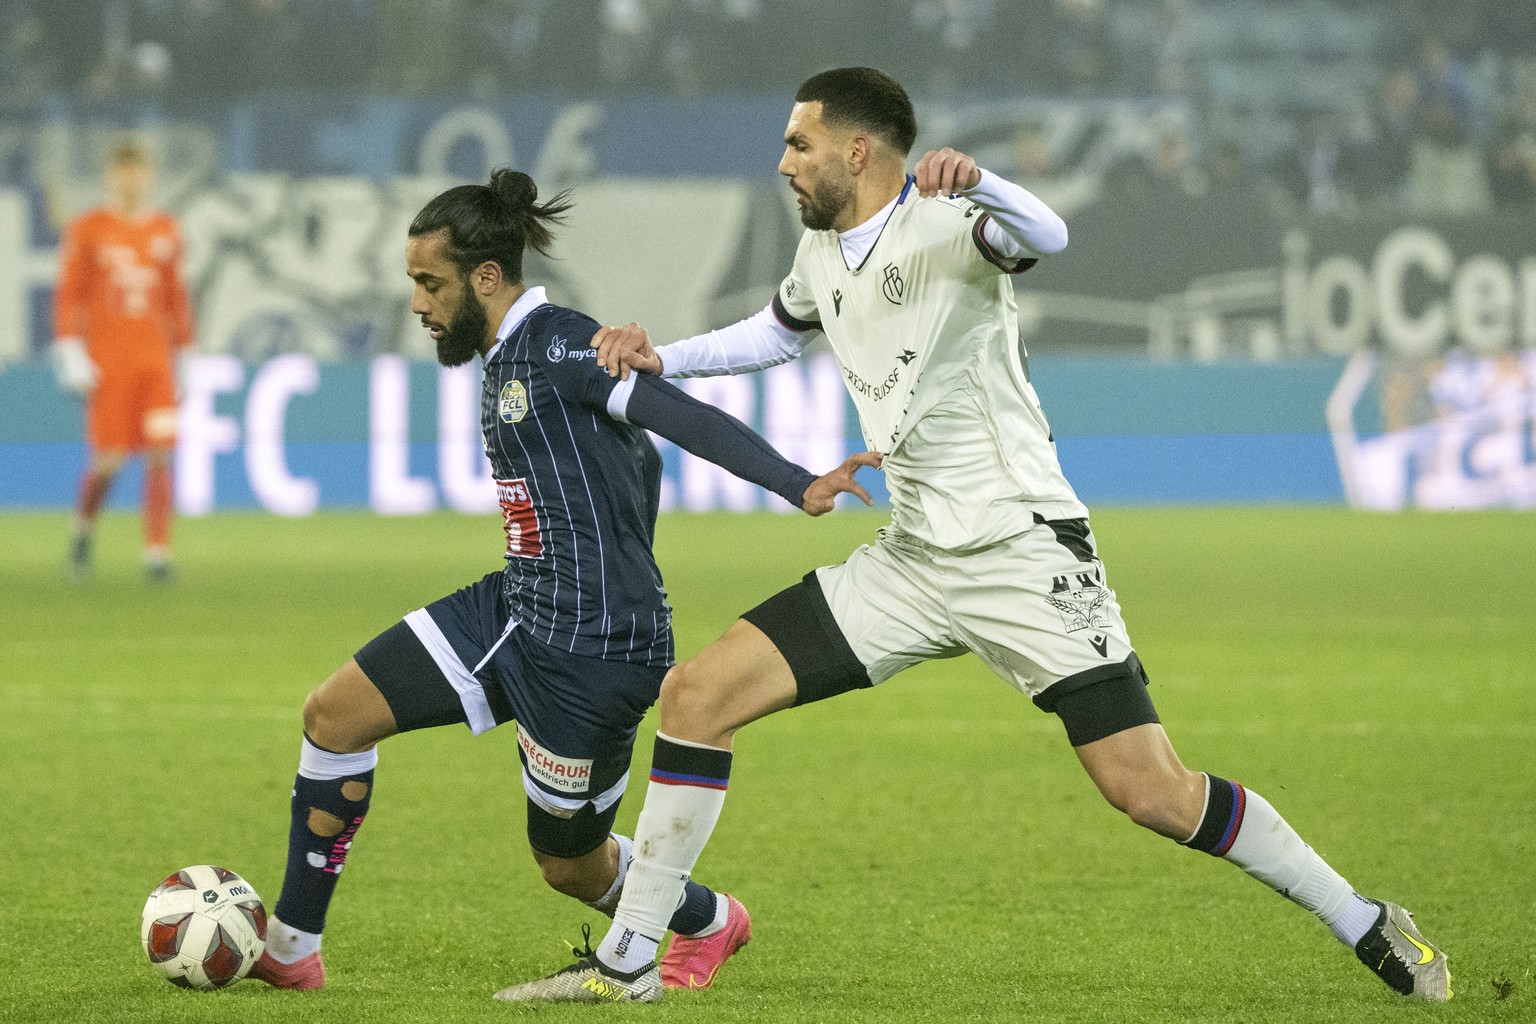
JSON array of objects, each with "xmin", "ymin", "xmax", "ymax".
[
  {"xmin": 649, "ymin": 734, "xmax": 732, "ymax": 791},
  {"xmin": 1185, "ymin": 774, "xmax": 1247, "ymax": 857},
  {"xmin": 649, "ymin": 768, "xmax": 729, "ymax": 790}
]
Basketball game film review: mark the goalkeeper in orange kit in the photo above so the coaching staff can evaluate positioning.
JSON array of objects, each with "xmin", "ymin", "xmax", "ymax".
[{"xmin": 52, "ymin": 137, "xmax": 194, "ymax": 582}]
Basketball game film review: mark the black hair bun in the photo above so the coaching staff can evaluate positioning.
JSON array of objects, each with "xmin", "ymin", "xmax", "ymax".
[{"xmin": 490, "ymin": 168, "xmax": 538, "ymax": 210}]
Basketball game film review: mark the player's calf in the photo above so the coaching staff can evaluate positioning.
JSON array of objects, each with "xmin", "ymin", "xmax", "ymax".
[
  {"xmin": 68, "ymin": 532, "xmax": 92, "ymax": 583},
  {"xmin": 533, "ymin": 839, "xmax": 621, "ymax": 904}
]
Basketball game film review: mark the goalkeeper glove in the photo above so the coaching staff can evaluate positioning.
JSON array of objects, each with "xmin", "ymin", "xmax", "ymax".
[
  {"xmin": 176, "ymin": 349, "xmax": 194, "ymax": 401},
  {"xmin": 52, "ymin": 338, "xmax": 99, "ymax": 394}
]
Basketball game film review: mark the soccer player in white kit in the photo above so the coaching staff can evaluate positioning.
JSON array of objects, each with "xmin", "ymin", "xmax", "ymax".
[{"xmin": 499, "ymin": 67, "xmax": 1450, "ymax": 1005}]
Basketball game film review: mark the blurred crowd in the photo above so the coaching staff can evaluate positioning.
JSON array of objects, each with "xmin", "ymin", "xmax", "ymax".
[
  {"xmin": 2, "ymin": 0, "xmax": 1534, "ymax": 216},
  {"xmin": 0, "ymin": 0, "xmax": 375, "ymax": 100},
  {"xmin": 1090, "ymin": 30, "xmax": 1536, "ymax": 218}
]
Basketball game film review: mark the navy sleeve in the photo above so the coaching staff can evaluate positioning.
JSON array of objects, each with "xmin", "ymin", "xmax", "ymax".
[
  {"xmin": 623, "ymin": 375, "xmax": 816, "ymax": 509},
  {"xmin": 529, "ymin": 310, "xmax": 622, "ymax": 410}
]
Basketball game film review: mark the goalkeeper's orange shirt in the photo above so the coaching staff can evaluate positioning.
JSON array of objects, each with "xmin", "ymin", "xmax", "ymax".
[{"xmin": 53, "ymin": 206, "xmax": 193, "ymax": 368}]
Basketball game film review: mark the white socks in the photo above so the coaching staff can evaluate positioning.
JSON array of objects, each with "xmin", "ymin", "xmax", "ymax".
[
  {"xmin": 598, "ymin": 732, "xmax": 734, "ymax": 973},
  {"xmin": 265, "ymin": 916, "xmax": 321, "ymax": 963},
  {"xmin": 1194, "ymin": 775, "xmax": 1379, "ymax": 947},
  {"xmin": 582, "ymin": 834, "xmax": 634, "ymax": 916},
  {"xmin": 697, "ymin": 892, "xmax": 730, "ymax": 937}
]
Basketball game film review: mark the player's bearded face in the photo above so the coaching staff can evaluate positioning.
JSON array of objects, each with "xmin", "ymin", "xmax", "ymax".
[
  {"xmin": 796, "ymin": 171, "xmax": 854, "ymax": 231},
  {"xmin": 436, "ymin": 275, "xmax": 488, "ymax": 367}
]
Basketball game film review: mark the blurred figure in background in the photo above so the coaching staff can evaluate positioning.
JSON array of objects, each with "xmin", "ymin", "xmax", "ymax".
[
  {"xmin": 1151, "ymin": 0, "xmax": 1196, "ymax": 98},
  {"xmin": 0, "ymin": 7, "xmax": 60, "ymax": 109},
  {"xmin": 52, "ymin": 136, "xmax": 194, "ymax": 582},
  {"xmin": 1051, "ymin": 0, "xmax": 1115, "ymax": 94},
  {"xmin": 1488, "ymin": 67, "xmax": 1536, "ymax": 215},
  {"xmin": 1413, "ymin": 33, "xmax": 1475, "ymax": 138},
  {"xmin": 1343, "ymin": 68, "xmax": 1419, "ymax": 210},
  {"xmin": 1487, "ymin": 123, "xmax": 1536, "ymax": 214},
  {"xmin": 1407, "ymin": 95, "xmax": 1493, "ymax": 214},
  {"xmin": 1204, "ymin": 138, "xmax": 1255, "ymax": 199},
  {"xmin": 1273, "ymin": 106, "xmax": 1351, "ymax": 214},
  {"xmin": 1106, "ymin": 113, "xmax": 1205, "ymax": 202}
]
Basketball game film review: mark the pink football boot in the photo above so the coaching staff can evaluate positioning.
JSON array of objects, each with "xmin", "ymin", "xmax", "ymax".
[
  {"xmin": 659, "ymin": 893, "xmax": 752, "ymax": 991},
  {"xmin": 249, "ymin": 950, "xmax": 326, "ymax": 990}
]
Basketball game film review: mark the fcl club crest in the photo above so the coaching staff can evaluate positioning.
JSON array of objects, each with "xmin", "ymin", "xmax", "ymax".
[{"xmin": 500, "ymin": 380, "xmax": 528, "ymax": 423}]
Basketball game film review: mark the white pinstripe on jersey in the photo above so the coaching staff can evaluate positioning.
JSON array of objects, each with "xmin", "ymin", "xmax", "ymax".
[{"xmin": 479, "ymin": 291, "xmax": 672, "ymax": 665}]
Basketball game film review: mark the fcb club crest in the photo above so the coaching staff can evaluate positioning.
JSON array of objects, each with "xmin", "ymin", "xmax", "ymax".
[
  {"xmin": 882, "ymin": 262, "xmax": 905, "ymax": 305},
  {"xmin": 500, "ymin": 380, "xmax": 528, "ymax": 423}
]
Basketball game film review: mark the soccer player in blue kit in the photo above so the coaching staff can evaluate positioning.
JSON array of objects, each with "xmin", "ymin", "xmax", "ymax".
[{"xmin": 248, "ymin": 169, "xmax": 879, "ymax": 993}]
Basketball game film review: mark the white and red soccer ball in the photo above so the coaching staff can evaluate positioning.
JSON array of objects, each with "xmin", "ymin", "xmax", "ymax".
[{"xmin": 141, "ymin": 865, "xmax": 267, "ymax": 990}]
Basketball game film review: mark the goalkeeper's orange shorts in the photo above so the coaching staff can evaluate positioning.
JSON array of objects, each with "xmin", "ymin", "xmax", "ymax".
[{"xmin": 86, "ymin": 360, "xmax": 177, "ymax": 451}]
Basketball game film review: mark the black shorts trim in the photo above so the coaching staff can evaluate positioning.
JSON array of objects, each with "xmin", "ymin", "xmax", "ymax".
[
  {"xmin": 1033, "ymin": 512, "xmax": 1096, "ymax": 563},
  {"xmin": 526, "ymin": 798, "xmax": 620, "ymax": 859},
  {"xmin": 1032, "ymin": 653, "xmax": 1158, "ymax": 747},
  {"xmin": 740, "ymin": 571, "xmax": 870, "ymax": 707}
]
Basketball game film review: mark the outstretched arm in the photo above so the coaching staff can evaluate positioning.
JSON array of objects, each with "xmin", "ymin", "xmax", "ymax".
[
  {"xmin": 613, "ymin": 373, "xmax": 878, "ymax": 515},
  {"xmin": 592, "ymin": 306, "xmax": 814, "ymax": 381}
]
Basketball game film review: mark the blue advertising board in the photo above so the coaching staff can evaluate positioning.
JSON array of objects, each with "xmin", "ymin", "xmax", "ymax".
[{"xmin": 0, "ymin": 354, "xmax": 1348, "ymax": 513}]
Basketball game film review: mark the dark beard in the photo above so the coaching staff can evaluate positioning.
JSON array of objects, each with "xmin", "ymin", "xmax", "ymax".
[
  {"xmin": 797, "ymin": 178, "xmax": 853, "ymax": 231},
  {"xmin": 436, "ymin": 286, "xmax": 488, "ymax": 367}
]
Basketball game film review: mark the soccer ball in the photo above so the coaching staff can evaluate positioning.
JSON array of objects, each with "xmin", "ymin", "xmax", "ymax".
[{"xmin": 140, "ymin": 865, "xmax": 267, "ymax": 989}]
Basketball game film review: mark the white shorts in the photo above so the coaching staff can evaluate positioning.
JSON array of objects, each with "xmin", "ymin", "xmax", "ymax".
[{"xmin": 813, "ymin": 517, "xmax": 1136, "ymax": 701}]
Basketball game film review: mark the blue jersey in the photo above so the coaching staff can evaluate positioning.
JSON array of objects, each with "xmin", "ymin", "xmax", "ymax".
[{"xmin": 480, "ymin": 294, "xmax": 672, "ymax": 666}]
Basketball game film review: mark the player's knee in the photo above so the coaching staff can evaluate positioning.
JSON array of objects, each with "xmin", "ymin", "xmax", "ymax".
[
  {"xmin": 301, "ymin": 688, "xmax": 330, "ymax": 744},
  {"xmin": 91, "ymin": 452, "xmax": 126, "ymax": 476},
  {"xmin": 1112, "ymin": 771, "xmax": 1204, "ymax": 839},
  {"xmin": 658, "ymin": 660, "xmax": 725, "ymax": 727},
  {"xmin": 302, "ymin": 661, "xmax": 396, "ymax": 753},
  {"xmin": 302, "ymin": 685, "xmax": 365, "ymax": 753}
]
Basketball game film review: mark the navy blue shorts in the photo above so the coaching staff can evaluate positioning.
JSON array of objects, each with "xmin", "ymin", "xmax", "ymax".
[{"xmin": 354, "ymin": 571, "xmax": 666, "ymax": 858}]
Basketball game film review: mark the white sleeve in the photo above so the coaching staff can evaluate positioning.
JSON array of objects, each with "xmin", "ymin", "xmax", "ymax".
[
  {"xmin": 964, "ymin": 168, "xmax": 1068, "ymax": 257},
  {"xmin": 658, "ymin": 304, "xmax": 814, "ymax": 378}
]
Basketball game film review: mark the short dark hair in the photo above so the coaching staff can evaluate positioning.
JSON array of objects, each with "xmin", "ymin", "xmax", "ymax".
[
  {"xmin": 795, "ymin": 67, "xmax": 917, "ymax": 155},
  {"xmin": 408, "ymin": 168, "xmax": 573, "ymax": 282}
]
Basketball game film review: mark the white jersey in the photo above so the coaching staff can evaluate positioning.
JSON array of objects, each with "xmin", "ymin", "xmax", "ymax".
[
  {"xmin": 771, "ymin": 177, "xmax": 1087, "ymax": 550},
  {"xmin": 660, "ymin": 171, "xmax": 1087, "ymax": 550}
]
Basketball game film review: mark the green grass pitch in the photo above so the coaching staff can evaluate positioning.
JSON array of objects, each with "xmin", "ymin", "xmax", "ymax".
[{"xmin": 0, "ymin": 507, "xmax": 1531, "ymax": 1024}]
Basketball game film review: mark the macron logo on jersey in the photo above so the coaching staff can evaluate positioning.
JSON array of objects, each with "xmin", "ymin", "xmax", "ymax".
[
  {"xmin": 496, "ymin": 477, "xmax": 544, "ymax": 558},
  {"xmin": 517, "ymin": 723, "xmax": 593, "ymax": 795}
]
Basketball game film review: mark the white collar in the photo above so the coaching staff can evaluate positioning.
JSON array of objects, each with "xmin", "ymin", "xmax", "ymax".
[
  {"xmin": 836, "ymin": 176, "xmax": 914, "ymax": 271},
  {"xmin": 485, "ymin": 285, "xmax": 548, "ymax": 360}
]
